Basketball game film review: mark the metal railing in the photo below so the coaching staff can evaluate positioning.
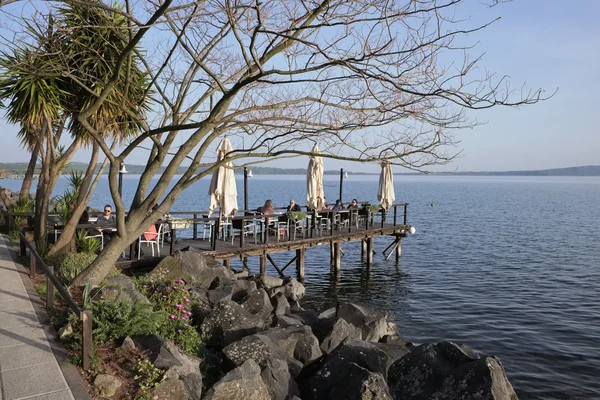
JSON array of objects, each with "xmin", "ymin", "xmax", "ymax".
[{"xmin": 18, "ymin": 232, "xmax": 93, "ymax": 370}]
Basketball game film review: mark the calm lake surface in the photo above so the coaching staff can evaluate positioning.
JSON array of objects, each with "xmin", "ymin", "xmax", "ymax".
[{"xmin": 3, "ymin": 174, "xmax": 599, "ymax": 399}]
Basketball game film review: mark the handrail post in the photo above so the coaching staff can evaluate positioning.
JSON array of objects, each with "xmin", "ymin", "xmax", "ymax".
[
  {"xmin": 8, "ymin": 213, "xmax": 13, "ymax": 234},
  {"xmin": 239, "ymin": 218, "xmax": 244, "ymax": 248},
  {"xmin": 81, "ymin": 309, "xmax": 93, "ymax": 370},
  {"xmin": 29, "ymin": 251, "xmax": 37, "ymax": 278},
  {"xmin": 46, "ymin": 266, "xmax": 54, "ymax": 308},
  {"xmin": 404, "ymin": 204, "xmax": 408, "ymax": 225},
  {"xmin": 20, "ymin": 234, "xmax": 26, "ymax": 257},
  {"xmin": 394, "ymin": 205, "xmax": 397, "ymax": 226},
  {"xmin": 381, "ymin": 209, "xmax": 385, "ymax": 228},
  {"xmin": 193, "ymin": 213, "xmax": 197, "ymax": 240}
]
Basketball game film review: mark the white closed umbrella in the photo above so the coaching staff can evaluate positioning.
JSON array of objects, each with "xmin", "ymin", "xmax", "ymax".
[
  {"xmin": 306, "ymin": 144, "xmax": 325, "ymax": 210},
  {"xmin": 208, "ymin": 137, "xmax": 238, "ymax": 216},
  {"xmin": 378, "ymin": 161, "xmax": 395, "ymax": 210}
]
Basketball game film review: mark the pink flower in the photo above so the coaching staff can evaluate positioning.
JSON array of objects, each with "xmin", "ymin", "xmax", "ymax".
[
  {"xmin": 169, "ymin": 314, "xmax": 176, "ymax": 320},
  {"xmin": 167, "ymin": 286, "xmax": 172, "ymax": 291},
  {"xmin": 178, "ymin": 329, "xmax": 182, "ymax": 333},
  {"xmin": 183, "ymin": 297, "xmax": 190, "ymax": 303},
  {"xmin": 162, "ymin": 295, "xmax": 167, "ymax": 299},
  {"xmin": 149, "ymin": 280, "xmax": 154, "ymax": 283},
  {"xmin": 143, "ymin": 285, "xmax": 147, "ymax": 288},
  {"xmin": 184, "ymin": 324, "xmax": 189, "ymax": 328},
  {"xmin": 176, "ymin": 304, "xmax": 182, "ymax": 308},
  {"xmin": 173, "ymin": 286, "xmax": 178, "ymax": 289}
]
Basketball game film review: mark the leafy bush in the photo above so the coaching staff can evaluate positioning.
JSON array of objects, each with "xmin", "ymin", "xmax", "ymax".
[
  {"xmin": 76, "ymin": 229, "xmax": 102, "ymax": 253},
  {"xmin": 136, "ymin": 278, "xmax": 202, "ymax": 355},
  {"xmin": 134, "ymin": 359, "xmax": 165, "ymax": 398},
  {"xmin": 49, "ymin": 252, "xmax": 96, "ymax": 284},
  {"xmin": 68, "ymin": 300, "xmax": 164, "ymax": 349},
  {"xmin": 9, "ymin": 197, "xmax": 34, "ymax": 240}
]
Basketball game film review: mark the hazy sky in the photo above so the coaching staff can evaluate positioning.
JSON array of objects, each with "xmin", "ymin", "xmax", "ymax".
[{"xmin": 0, "ymin": 0, "xmax": 598, "ymax": 173}]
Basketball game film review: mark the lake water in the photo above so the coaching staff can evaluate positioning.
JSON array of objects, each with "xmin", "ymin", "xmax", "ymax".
[{"xmin": 2, "ymin": 174, "xmax": 599, "ymax": 399}]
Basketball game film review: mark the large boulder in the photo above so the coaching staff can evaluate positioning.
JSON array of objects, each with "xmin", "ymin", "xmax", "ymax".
[
  {"xmin": 328, "ymin": 363, "xmax": 392, "ymax": 400},
  {"xmin": 94, "ymin": 374, "xmax": 122, "ymax": 398},
  {"xmin": 261, "ymin": 358, "xmax": 302, "ymax": 400},
  {"xmin": 271, "ymin": 292, "xmax": 291, "ymax": 316},
  {"xmin": 133, "ymin": 335, "xmax": 202, "ymax": 399},
  {"xmin": 337, "ymin": 302, "xmax": 395, "ymax": 342},
  {"xmin": 201, "ymin": 301, "xmax": 267, "ymax": 347},
  {"xmin": 387, "ymin": 341, "xmax": 518, "ymax": 400},
  {"xmin": 206, "ymin": 277, "xmax": 235, "ymax": 305},
  {"xmin": 267, "ymin": 277, "xmax": 306, "ymax": 302},
  {"xmin": 307, "ymin": 340, "xmax": 391, "ymax": 400},
  {"xmin": 222, "ymin": 334, "xmax": 303, "ymax": 378},
  {"xmin": 231, "ymin": 279, "xmax": 258, "ymax": 302},
  {"xmin": 148, "ymin": 250, "xmax": 233, "ymax": 288},
  {"xmin": 320, "ymin": 318, "xmax": 362, "ymax": 354},
  {"xmin": 239, "ymin": 288, "xmax": 274, "ymax": 324},
  {"xmin": 100, "ymin": 275, "xmax": 150, "ymax": 305},
  {"xmin": 258, "ymin": 326, "xmax": 322, "ymax": 366},
  {"xmin": 203, "ymin": 359, "xmax": 270, "ymax": 400}
]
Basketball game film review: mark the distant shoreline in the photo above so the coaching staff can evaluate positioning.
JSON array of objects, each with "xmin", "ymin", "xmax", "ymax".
[{"xmin": 1, "ymin": 164, "xmax": 599, "ymax": 177}]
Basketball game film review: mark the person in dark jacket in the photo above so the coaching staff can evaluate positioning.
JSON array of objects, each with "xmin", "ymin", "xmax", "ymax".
[{"xmin": 287, "ymin": 199, "xmax": 301, "ymax": 212}]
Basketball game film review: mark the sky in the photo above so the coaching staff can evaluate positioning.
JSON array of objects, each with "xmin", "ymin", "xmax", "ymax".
[{"xmin": 0, "ymin": 0, "xmax": 598, "ymax": 173}]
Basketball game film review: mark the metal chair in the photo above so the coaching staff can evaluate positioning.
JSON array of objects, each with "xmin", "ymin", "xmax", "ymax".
[{"xmin": 138, "ymin": 224, "xmax": 162, "ymax": 259}]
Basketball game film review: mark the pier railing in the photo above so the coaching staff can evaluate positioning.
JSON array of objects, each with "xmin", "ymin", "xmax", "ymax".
[
  {"xmin": 18, "ymin": 232, "xmax": 93, "ymax": 370},
  {"xmin": 164, "ymin": 202, "xmax": 409, "ymax": 251}
]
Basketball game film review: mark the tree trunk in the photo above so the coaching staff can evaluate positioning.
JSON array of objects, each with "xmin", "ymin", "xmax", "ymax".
[
  {"xmin": 33, "ymin": 155, "xmax": 51, "ymax": 244},
  {"xmin": 20, "ymin": 142, "xmax": 39, "ymax": 201},
  {"xmin": 71, "ymin": 233, "xmax": 130, "ymax": 286},
  {"xmin": 48, "ymin": 144, "xmax": 103, "ymax": 256}
]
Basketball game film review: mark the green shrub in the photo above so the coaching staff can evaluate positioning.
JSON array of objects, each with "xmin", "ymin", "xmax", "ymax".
[
  {"xmin": 49, "ymin": 252, "xmax": 96, "ymax": 284},
  {"xmin": 9, "ymin": 197, "xmax": 34, "ymax": 240},
  {"xmin": 76, "ymin": 229, "xmax": 102, "ymax": 253},
  {"xmin": 134, "ymin": 359, "xmax": 165, "ymax": 398},
  {"xmin": 136, "ymin": 278, "xmax": 202, "ymax": 355},
  {"xmin": 68, "ymin": 300, "xmax": 165, "ymax": 350}
]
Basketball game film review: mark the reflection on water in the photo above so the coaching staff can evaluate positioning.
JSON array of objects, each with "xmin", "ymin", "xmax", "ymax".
[{"xmin": 2, "ymin": 175, "xmax": 600, "ymax": 399}]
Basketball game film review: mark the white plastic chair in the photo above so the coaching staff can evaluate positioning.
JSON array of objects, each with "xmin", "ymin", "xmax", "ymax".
[
  {"xmin": 230, "ymin": 219, "xmax": 258, "ymax": 244},
  {"xmin": 138, "ymin": 224, "xmax": 162, "ymax": 260}
]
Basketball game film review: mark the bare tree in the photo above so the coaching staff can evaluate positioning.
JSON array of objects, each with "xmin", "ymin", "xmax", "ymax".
[{"xmin": 1, "ymin": 0, "xmax": 547, "ymax": 285}]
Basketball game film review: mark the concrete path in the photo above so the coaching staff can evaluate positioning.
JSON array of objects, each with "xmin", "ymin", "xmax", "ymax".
[{"xmin": 0, "ymin": 234, "xmax": 85, "ymax": 400}]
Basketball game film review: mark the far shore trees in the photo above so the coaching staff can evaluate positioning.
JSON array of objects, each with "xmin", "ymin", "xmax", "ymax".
[{"xmin": 1, "ymin": 0, "xmax": 548, "ymax": 286}]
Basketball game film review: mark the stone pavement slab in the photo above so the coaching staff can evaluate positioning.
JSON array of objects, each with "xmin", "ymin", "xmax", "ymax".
[{"xmin": 0, "ymin": 234, "xmax": 79, "ymax": 400}]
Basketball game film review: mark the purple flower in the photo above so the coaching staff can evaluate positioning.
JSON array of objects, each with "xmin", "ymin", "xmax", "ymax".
[
  {"xmin": 173, "ymin": 286, "xmax": 178, "ymax": 290},
  {"xmin": 178, "ymin": 329, "xmax": 182, "ymax": 333},
  {"xmin": 184, "ymin": 324, "xmax": 189, "ymax": 327},
  {"xmin": 170, "ymin": 314, "xmax": 176, "ymax": 320},
  {"xmin": 183, "ymin": 297, "xmax": 190, "ymax": 303},
  {"xmin": 167, "ymin": 286, "xmax": 172, "ymax": 291}
]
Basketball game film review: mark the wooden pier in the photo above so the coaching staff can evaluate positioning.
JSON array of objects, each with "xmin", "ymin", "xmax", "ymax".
[{"xmin": 156, "ymin": 203, "xmax": 412, "ymax": 280}]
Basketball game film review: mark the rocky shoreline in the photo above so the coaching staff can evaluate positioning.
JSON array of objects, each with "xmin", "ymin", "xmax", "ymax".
[{"xmin": 90, "ymin": 248, "xmax": 518, "ymax": 399}]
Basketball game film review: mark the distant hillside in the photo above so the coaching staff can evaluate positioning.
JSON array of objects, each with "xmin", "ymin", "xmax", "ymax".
[{"xmin": 1, "ymin": 162, "xmax": 599, "ymax": 177}]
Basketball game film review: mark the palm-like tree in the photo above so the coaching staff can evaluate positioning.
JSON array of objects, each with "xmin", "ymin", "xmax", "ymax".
[{"xmin": 0, "ymin": 1, "xmax": 149, "ymax": 247}]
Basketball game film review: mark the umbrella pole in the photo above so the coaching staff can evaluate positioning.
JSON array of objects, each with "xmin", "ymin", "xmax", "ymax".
[{"xmin": 244, "ymin": 167, "xmax": 249, "ymax": 212}]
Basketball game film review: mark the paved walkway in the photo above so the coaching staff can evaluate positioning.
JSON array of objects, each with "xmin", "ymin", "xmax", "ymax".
[{"xmin": 0, "ymin": 234, "xmax": 79, "ymax": 400}]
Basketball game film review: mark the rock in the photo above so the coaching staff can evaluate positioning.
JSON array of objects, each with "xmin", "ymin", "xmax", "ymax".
[
  {"xmin": 120, "ymin": 336, "xmax": 136, "ymax": 351},
  {"xmin": 148, "ymin": 250, "xmax": 233, "ymax": 288},
  {"xmin": 318, "ymin": 307, "xmax": 336, "ymax": 320},
  {"xmin": 201, "ymin": 301, "xmax": 267, "ymax": 346},
  {"xmin": 239, "ymin": 288, "xmax": 274, "ymax": 323},
  {"xmin": 259, "ymin": 326, "xmax": 322, "ymax": 366},
  {"xmin": 274, "ymin": 314, "xmax": 305, "ymax": 328},
  {"xmin": 58, "ymin": 324, "xmax": 73, "ymax": 340},
  {"xmin": 259, "ymin": 274, "xmax": 285, "ymax": 289},
  {"xmin": 223, "ymin": 334, "xmax": 304, "ymax": 378},
  {"xmin": 271, "ymin": 292, "xmax": 290, "ymax": 316},
  {"xmin": 328, "ymin": 362, "xmax": 392, "ymax": 400},
  {"xmin": 203, "ymin": 359, "xmax": 271, "ymax": 400},
  {"xmin": 261, "ymin": 359, "xmax": 301, "ymax": 400},
  {"xmin": 233, "ymin": 269, "xmax": 250, "ymax": 279},
  {"xmin": 207, "ymin": 278, "xmax": 235, "ymax": 305},
  {"xmin": 290, "ymin": 308, "xmax": 319, "ymax": 327},
  {"xmin": 337, "ymin": 302, "xmax": 391, "ymax": 342},
  {"xmin": 133, "ymin": 335, "xmax": 202, "ymax": 399},
  {"xmin": 308, "ymin": 340, "xmax": 391, "ymax": 400},
  {"xmin": 268, "ymin": 277, "xmax": 306, "ymax": 302},
  {"xmin": 94, "ymin": 374, "xmax": 122, "ymax": 398},
  {"xmin": 231, "ymin": 279, "xmax": 257, "ymax": 302},
  {"xmin": 371, "ymin": 341, "xmax": 412, "ymax": 367},
  {"xmin": 320, "ymin": 318, "xmax": 362, "ymax": 354},
  {"xmin": 387, "ymin": 341, "xmax": 518, "ymax": 400},
  {"xmin": 100, "ymin": 275, "xmax": 150, "ymax": 305},
  {"xmin": 152, "ymin": 373, "xmax": 188, "ymax": 400}
]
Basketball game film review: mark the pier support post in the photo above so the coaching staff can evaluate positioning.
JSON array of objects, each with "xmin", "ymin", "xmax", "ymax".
[
  {"xmin": 361, "ymin": 239, "xmax": 366, "ymax": 258},
  {"xmin": 296, "ymin": 248, "xmax": 305, "ymax": 281},
  {"xmin": 366, "ymin": 237, "xmax": 373, "ymax": 267},
  {"xmin": 259, "ymin": 253, "xmax": 267, "ymax": 275},
  {"xmin": 395, "ymin": 238, "xmax": 402, "ymax": 262},
  {"xmin": 333, "ymin": 242, "xmax": 341, "ymax": 273},
  {"xmin": 329, "ymin": 240, "xmax": 334, "ymax": 264},
  {"xmin": 223, "ymin": 259, "xmax": 230, "ymax": 268}
]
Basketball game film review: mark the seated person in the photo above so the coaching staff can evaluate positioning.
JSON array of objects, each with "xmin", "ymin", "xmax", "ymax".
[
  {"xmin": 287, "ymin": 199, "xmax": 301, "ymax": 212},
  {"xmin": 95, "ymin": 204, "xmax": 116, "ymax": 242},
  {"xmin": 346, "ymin": 199, "xmax": 359, "ymax": 209},
  {"xmin": 261, "ymin": 200, "xmax": 274, "ymax": 215},
  {"xmin": 330, "ymin": 199, "xmax": 343, "ymax": 210}
]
